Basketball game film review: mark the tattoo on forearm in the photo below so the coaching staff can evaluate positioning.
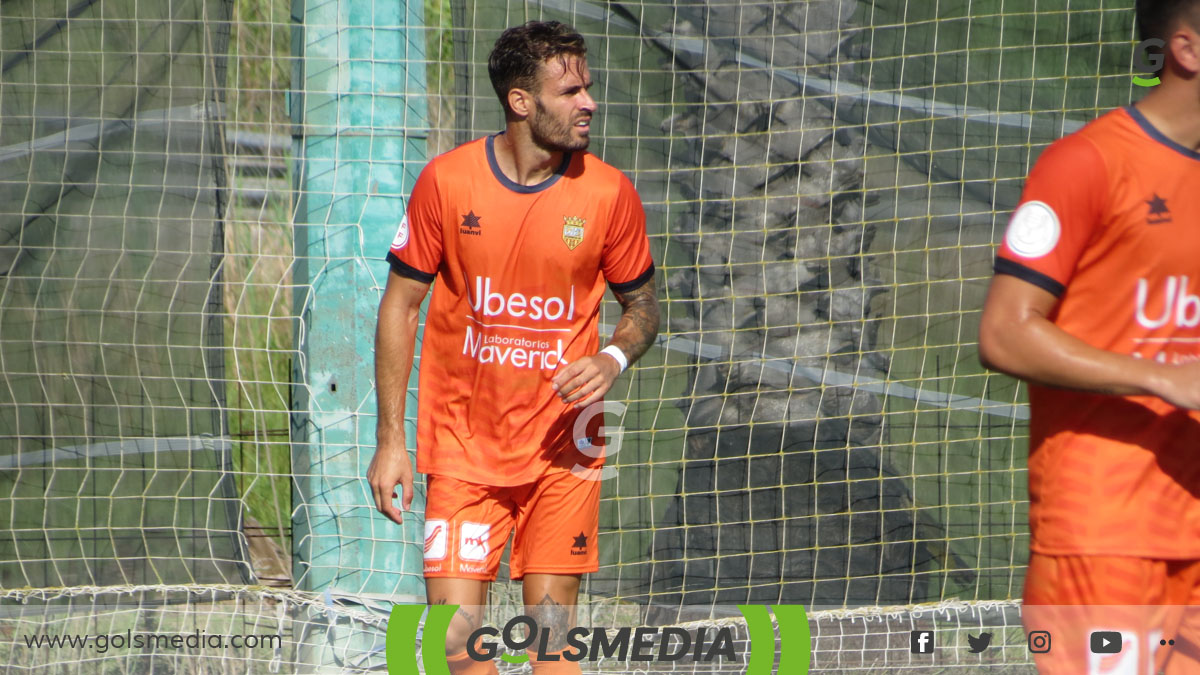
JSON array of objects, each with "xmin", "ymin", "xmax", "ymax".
[
  {"xmin": 527, "ymin": 593, "xmax": 571, "ymax": 652},
  {"xmin": 611, "ymin": 279, "xmax": 660, "ymax": 365}
]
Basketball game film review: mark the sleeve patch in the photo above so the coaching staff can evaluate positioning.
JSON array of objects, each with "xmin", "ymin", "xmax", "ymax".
[
  {"xmin": 1005, "ymin": 200, "xmax": 1061, "ymax": 258},
  {"xmin": 391, "ymin": 214, "xmax": 410, "ymax": 250}
]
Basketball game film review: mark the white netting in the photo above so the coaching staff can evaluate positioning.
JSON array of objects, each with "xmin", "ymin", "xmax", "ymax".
[{"xmin": 0, "ymin": 0, "xmax": 1147, "ymax": 671}]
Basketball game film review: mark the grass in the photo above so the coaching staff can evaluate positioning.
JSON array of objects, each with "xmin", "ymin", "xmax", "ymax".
[{"xmin": 221, "ymin": 0, "xmax": 295, "ymax": 557}]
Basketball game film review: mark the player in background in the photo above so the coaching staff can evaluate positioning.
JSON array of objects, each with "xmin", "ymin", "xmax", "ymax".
[
  {"xmin": 367, "ymin": 21, "xmax": 658, "ymax": 675},
  {"xmin": 979, "ymin": 1, "xmax": 1200, "ymax": 672}
]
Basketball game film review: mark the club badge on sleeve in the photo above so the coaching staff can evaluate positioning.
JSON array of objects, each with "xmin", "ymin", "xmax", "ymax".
[{"xmin": 1005, "ymin": 201, "xmax": 1060, "ymax": 258}]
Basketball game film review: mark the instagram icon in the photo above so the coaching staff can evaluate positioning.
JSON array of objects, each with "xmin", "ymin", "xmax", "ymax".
[{"xmin": 1028, "ymin": 631, "xmax": 1051, "ymax": 654}]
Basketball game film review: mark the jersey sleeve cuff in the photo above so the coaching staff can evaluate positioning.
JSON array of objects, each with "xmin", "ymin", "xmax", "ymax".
[
  {"xmin": 608, "ymin": 263, "xmax": 655, "ymax": 294},
  {"xmin": 994, "ymin": 256, "xmax": 1065, "ymax": 297},
  {"xmin": 386, "ymin": 251, "xmax": 436, "ymax": 284}
]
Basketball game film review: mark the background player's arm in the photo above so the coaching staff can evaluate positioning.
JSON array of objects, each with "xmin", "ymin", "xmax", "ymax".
[
  {"xmin": 978, "ymin": 274, "xmax": 1200, "ymax": 409},
  {"xmin": 552, "ymin": 277, "xmax": 660, "ymax": 409},
  {"xmin": 367, "ymin": 271, "xmax": 431, "ymax": 524}
]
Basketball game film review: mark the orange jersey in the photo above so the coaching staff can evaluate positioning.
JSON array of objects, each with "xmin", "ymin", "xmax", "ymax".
[
  {"xmin": 386, "ymin": 135, "xmax": 654, "ymax": 486},
  {"xmin": 996, "ymin": 106, "xmax": 1200, "ymax": 558}
]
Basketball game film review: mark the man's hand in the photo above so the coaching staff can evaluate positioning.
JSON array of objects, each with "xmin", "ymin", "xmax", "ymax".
[
  {"xmin": 552, "ymin": 352, "xmax": 621, "ymax": 409},
  {"xmin": 367, "ymin": 441, "xmax": 414, "ymax": 525}
]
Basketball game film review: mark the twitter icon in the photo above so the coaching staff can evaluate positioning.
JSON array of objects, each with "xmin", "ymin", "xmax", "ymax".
[{"xmin": 967, "ymin": 632, "xmax": 993, "ymax": 653}]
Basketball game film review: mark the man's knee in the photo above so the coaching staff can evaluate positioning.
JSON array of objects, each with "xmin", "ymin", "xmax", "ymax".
[{"xmin": 441, "ymin": 605, "xmax": 485, "ymax": 655}]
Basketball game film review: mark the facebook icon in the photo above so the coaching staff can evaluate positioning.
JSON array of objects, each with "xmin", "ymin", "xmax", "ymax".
[{"xmin": 911, "ymin": 630, "xmax": 935, "ymax": 654}]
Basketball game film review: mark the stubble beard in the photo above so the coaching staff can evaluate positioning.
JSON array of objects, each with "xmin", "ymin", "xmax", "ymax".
[{"xmin": 530, "ymin": 98, "xmax": 589, "ymax": 153}]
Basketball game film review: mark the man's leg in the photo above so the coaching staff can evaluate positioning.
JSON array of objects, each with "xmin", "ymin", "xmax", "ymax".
[
  {"xmin": 426, "ymin": 577, "xmax": 497, "ymax": 675},
  {"xmin": 509, "ymin": 470, "xmax": 599, "ymax": 673},
  {"xmin": 427, "ymin": 577, "xmax": 491, "ymax": 656},
  {"xmin": 424, "ymin": 474, "xmax": 515, "ymax": 675},
  {"xmin": 522, "ymin": 573, "xmax": 582, "ymax": 674}
]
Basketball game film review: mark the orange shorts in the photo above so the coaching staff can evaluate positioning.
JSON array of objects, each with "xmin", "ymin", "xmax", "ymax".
[
  {"xmin": 1023, "ymin": 553, "xmax": 1200, "ymax": 674},
  {"xmin": 422, "ymin": 469, "xmax": 600, "ymax": 581}
]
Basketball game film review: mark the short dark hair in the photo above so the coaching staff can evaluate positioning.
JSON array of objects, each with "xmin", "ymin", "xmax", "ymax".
[
  {"xmin": 1137, "ymin": 0, "xmax": 1200, "ymax": 44},
  {"xmin": 488, "ymin": 21, "xmax": 587, "ymax": 114}
]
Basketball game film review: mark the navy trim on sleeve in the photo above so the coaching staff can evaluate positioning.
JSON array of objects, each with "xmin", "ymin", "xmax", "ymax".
[
  {"xmin": 386, "ymin": 251, "xmax": 436, "ymax": 284},
  {"xmin": 994, "ymin": 257, "xmax": 1065, "ymax": 297},
  {"xmin": 609, "ymin": 263, "xmax": 655, "ymax": 294}
]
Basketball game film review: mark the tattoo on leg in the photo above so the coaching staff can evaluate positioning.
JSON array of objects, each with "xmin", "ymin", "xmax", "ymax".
[
  {"xmin": 527, "ymin": 593, "xmax": 570, "ymax": 652},
  {"xmin": 456, "ymin": 606, "xmax": 477, "ymax": 628}
]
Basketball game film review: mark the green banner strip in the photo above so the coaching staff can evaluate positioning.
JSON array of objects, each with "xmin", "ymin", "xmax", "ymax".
[
  {"xmin": 738, "ymin": 604, "xmax": 774, "ymax": 675},
  {"xmin": 421, "ymin": 605, "xmax": 457, "ymax": 675},
  {"xmin": 771, "ymin": 605, "xmax": 811, "ymax": 674},
  {"xmin": 387, "ymin": 605, "xmax": 426, "ymax": 675}
]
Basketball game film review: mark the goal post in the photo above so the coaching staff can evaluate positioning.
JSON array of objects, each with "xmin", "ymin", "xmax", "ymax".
[{"xmin": 288, "ymin": 0, "xmax": 430, "ymax": 600}]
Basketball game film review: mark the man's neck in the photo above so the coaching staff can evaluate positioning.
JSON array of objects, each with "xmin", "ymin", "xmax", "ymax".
[
  {"xmin": 491, "ymin": 127, "xmax": 566, "ymax": 186},
  {"xmin": 1134, "ymin": 80, "xmax": 1200, "ymax": 152}
]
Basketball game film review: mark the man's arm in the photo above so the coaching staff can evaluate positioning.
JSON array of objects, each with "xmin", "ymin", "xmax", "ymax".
[
  {"xmin": 978, "ymin": 273, "xmax": 1200, "ymax": 409},
  {"xmin": 552, "ymin": 277, "xmax": 659, "ymax": 409},
  {"xmin": 367, "ymin": 271, "xmax": 431, "ymax": 524}
]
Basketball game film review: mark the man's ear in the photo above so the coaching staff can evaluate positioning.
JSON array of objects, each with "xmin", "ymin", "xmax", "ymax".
[
  {"xmin": 1168, "ymin": 24, "xmax": 1200, "ymax": 75},
  {"xmin": 508, "ymin": 88, "xmax": 533, "ymax": 119}
]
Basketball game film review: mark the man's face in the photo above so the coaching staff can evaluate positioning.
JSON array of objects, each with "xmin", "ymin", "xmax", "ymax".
[{"xmin": 527, "ymin": 54, "xmax": 595, "ymax": 153}]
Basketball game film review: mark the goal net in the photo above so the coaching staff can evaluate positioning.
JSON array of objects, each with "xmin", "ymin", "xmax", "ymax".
[{"xmin": 0, "ymin": 0, "xmax": 1144, "ymax": 670}]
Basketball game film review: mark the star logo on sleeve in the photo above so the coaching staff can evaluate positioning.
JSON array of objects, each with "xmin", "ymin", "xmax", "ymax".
[
  {"xmin": 460, "ymin": 211, "xmax": 483, "ymax": 236},
  {"xmin": 1145, "ymin": 193, "xmax": 1172, "ymax": 225}
]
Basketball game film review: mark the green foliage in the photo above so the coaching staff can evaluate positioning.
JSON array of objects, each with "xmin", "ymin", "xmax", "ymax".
[{"xmin": 228, "ymin": 0, "xmax": 292, "ymax": 133}]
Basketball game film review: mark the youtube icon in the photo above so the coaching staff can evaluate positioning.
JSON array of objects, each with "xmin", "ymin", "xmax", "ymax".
[{"xmin": 1090, "ymin": 631, "xmax": 1122, "ymax": 654}]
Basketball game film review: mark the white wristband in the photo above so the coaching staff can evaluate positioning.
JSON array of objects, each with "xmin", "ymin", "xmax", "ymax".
[{"xmin": 600, "ymin": 345, "xmax": 628, "ymax": 373}]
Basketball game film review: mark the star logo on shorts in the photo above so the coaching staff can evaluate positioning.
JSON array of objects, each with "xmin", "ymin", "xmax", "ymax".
[
  {"xmin": 570, "ymin": 532, "xmax": 587, "ymax": 555},
  {"xmin": 460, "ymin": 211, "xmax": 483, "ymax": 236},
  {"xmin": 1145, "ymin": 193, "xmax": 1172, "ymax": 225}
]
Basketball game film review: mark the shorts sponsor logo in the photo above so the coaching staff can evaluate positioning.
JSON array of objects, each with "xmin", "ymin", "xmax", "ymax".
[
  {"xmin": 458, "ymin": 563, "xmax": 487, "ymax": 574},
  {"xmin": 424, "ymin": 519, "xmax": 447, "ymax": 560},
  {"xmin": 1005, "ymin": 201, "xmax": 1060, "ymax": 259},
  {"xmin": 424, "ymin": 565, "xmax": 442, "ymax": 573},
  {"xmin": 460, "ymin": 522, "xmax": 490, "ymax": 562},
  {"xmin": 391, "ymin": 215, "xmax": 410, "ymax": 250}
]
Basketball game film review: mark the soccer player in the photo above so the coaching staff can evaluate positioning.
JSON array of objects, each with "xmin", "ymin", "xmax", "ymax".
[
  {"xmin": 979, "ymin": 1, "xmax": 1200, "ymax": 672},
  {"xmin": 366, "ymin": 21, "xmax": 658, "ymax": 675}
]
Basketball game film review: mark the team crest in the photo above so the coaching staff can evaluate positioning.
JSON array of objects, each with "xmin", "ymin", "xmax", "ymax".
[{"xmin": 562, "ymin": 216, "xmax": 586, "ymax": 250}]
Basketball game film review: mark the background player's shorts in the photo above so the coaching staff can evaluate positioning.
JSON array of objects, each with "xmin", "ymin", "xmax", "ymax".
[
  {"xmin": 422, "ymin": 469, "xmax": 600, "ymax": 581},
  {"xmin": 1022, "ymin": 553, "xmax": 1200, "ymax": 674}
]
